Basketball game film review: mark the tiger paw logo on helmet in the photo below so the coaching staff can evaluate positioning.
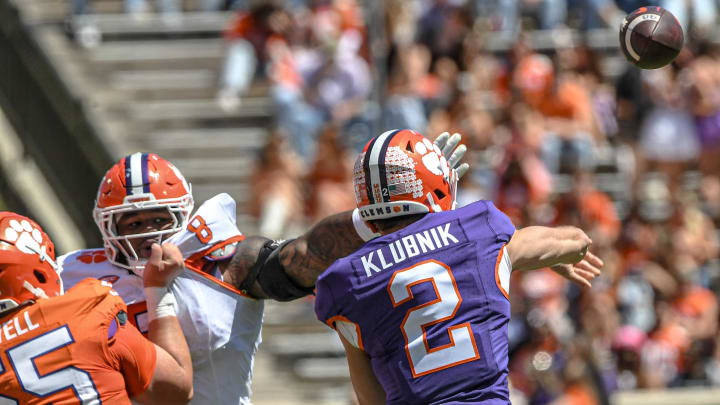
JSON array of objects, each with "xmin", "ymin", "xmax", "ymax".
[
  {"xmin": 353, "ymin": 129, "xmax": 457, "ymax": 221},
  {"xmin": 415, "ymin": 137, "xmax": 451, "ymax": 180},
  {"xmin": 3, "ymin": 218, "xmax": 50, "ymax": 259},
  {"xmin": 0, "ymin": 212, "xmax": 62, "ymax": 309}
]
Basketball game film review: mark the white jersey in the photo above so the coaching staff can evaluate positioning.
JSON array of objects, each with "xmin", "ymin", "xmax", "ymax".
[{"xmin": 58, "ymin": 193, "xmax": 264, "ymax": 405}]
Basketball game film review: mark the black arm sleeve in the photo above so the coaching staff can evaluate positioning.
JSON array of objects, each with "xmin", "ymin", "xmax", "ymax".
[
  {"xmin": 255, "ymin": 239, "xmax": 316, "ymax": 301},
  {"xmin": 237, "ymin": 239, "xmax": 276, "ymax": 296}
]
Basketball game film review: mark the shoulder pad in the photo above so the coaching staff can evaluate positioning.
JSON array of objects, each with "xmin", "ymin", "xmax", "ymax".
[{"xmin": 166, "ymin": 194, "xmax": 244, "ymax": 260}]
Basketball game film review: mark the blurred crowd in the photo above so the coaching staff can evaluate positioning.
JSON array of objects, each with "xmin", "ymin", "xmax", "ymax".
[
  {"xmin": 227, "ymin": 0, "xmax": 720, "ymax": 403},
  {"xmin": 69, "ymin": 0, "xmax": 720, "ymax": 402}
]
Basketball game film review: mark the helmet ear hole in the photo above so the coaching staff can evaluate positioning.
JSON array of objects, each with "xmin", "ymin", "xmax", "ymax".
[
  {"xmin": 33, "ymin": 270, "xmax": 47, "ymax": 284},
  {"xmin": 434, "ymin": 189, "xmax": 446, "ymax": 200},
  {"xmin": 406, "ymin": 141, "xmax": 413, "ymax": 153}
]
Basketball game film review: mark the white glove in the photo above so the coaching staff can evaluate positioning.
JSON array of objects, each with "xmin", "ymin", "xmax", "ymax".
[{"xmin": 434, "ymin": 132, "xmax": 469, "ymax": 179}]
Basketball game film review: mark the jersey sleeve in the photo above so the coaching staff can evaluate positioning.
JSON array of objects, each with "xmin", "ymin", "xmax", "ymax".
[
  {"xmin": 314, "ymin": 271, "xmax": 338, "ymax": 326},
  {"xmin": 108, "ymin": 319, "xmax": 157, "ymax": 397},
  {"xmin": 315, "ymin": 270, "xmax": 365, "ymax": 350},
  {"xmin": 165, "ymin": 193, "xmax": 245, "ymax": 263},
  {"xmin": 485, "ymin": 201, "xmax": 516, "ymax": 243}
]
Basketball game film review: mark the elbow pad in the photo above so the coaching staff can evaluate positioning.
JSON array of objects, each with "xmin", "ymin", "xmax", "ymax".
[{"xmin": 256, "ymin": 239, "xmax": 315, "ymax": 302}]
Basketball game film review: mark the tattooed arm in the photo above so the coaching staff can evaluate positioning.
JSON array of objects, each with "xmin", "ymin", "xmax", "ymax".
[
  {"xmin": 222, "ymin": 210, "xmax": 365, "ymax": 299},
  {"xmin": 276, "ymin": 210, "xmax": 365, "ymax": 287}
]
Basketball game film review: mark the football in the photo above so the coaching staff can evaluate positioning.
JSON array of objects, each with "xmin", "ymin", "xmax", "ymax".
[{"xmin": 619, "ymin": 6, "xmax": 684, "ymax": 69}]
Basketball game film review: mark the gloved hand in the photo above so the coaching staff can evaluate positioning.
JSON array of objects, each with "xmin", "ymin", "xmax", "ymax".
[{"xmin": 434, "ymin": 132, "xmax": 470, "ymax": 180}]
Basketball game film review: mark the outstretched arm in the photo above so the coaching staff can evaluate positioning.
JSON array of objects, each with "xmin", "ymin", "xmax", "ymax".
[
  {"xmin": 223, "ymin": 211, "xmax": 364, "ymax": 299},
  {"xmin": 505, "ymin": 226, "xmax": 603, "ymax": 288},
  {"xmin": 506, "ymin": 226, "xmax": 590, "ymax": 271},
  {"xmin": 277, "ymin": 210, "xmax": 365, "ymax": 288}
]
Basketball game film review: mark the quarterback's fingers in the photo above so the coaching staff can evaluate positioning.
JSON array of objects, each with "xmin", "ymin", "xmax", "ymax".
[
  {"xmin": 455, "ymin": 163, "xmax": 470, "ymax": 180},
  {"xmin": 583, "ymin": 251, "xmax": 604, "ymax": 269},
  {"xmin": 442, "ymin": 133, "xmax": 462, "ymax": 157},
  {"xmin": 574, "ymin": 268, "xmax": 598, "ymax": 281},
  {"xmin": 447, "ymin": 143, "xmax": 467, "ymax": 169},
  {"xmin": 568, "ymin": 272, "xmax": 593, "ymax": 289},
  {"xmin": 434, "ymin": 132, "xmax": 449, "ymax": 150},
  {"xmin": 575, "ymin": 260, "xmax": 601, "ymax": 276}
]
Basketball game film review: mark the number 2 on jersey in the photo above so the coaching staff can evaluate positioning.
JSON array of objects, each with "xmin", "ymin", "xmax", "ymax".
[{"xmin": 387, "ymin": 259, "xmax": 480, "ymax": 377}]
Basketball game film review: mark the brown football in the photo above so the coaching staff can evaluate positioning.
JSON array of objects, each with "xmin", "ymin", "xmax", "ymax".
[{"xmin": 619, "ymin": 6, "xmax": 684, "ymax": 69}]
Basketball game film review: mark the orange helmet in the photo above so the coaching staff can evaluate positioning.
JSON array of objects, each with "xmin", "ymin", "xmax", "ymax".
[
  {"xmin": 0, "ymin": 212, "xmax": 62, "ymax": 313},
  {"xmin": 353, "ymin": 129, "xmax": 457, "ymax": 221},
  {"xmin": 93, "ymin": 153, "xmax": 193, "ymax": 273}
]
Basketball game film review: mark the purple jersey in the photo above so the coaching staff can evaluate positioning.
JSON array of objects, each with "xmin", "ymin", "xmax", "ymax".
[{"xmin": 315, "ymin": 201, "xmax": 516, "ymax": 404}]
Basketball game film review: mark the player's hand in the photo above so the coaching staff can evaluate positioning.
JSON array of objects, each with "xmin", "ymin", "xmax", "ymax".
[
  {"xmin": 143, "ymin": 243, "xmax": 184, "ymax": 288},
  {"xmin": 434, "ymin": 132, "xmax": 470, "ymax": 180},
  {"xmin": 550, "ymin": 251, "xmax": 603, "ymax": 288}
]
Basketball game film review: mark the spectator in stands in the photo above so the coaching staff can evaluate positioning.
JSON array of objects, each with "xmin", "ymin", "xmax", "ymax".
[
  {"xmin": 612, "ymin": 325, "xmax": 648, "ymax": 389},
  {"xmin": 637, "ymin": 67, "xmax": 700, "ymax": 194},
  {"xmin": 304, "ymin": 126, "xmax": 355, "ymax": 221},
  {"xmin": 700, "ymin": 175, "xmax": 720, "ymax": 225},
  {"xmin": 218, "ymin": 3, "xmax": 293, "ymax": 111},
  {"xmin": 513, "ymin": 53, "xmax": 599, "ymax": 174},
  {"xmin": 271, "ymin": 13, "xmax": 370, "ymax": 163},
  {"xmin": 682, "ymin": 43, "xmax": 720, "ymax": 176},
  {"xmin": 417, "ymin": 0, "xmax": 472, "ymax": 63},
  {"xmin": 384, "ymin": 43, "xmax": 433, "ymax": 132},
  {"xmin": 555, "ymin": 171, "xmax": 621, "ymax": 246},
  {"xmin": 249, "ymin": 129, "xmax": 306, "ymax": 239}
]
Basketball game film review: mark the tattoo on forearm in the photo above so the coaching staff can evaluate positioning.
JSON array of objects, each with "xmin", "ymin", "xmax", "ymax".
[
  {"xmin": 224, "ymin": 211, "xmax": 366, "ymax": 298},
  {"xmin": 281, "ymin": 211, "xmax": 365, "ymax": 288},
  {"xmin": 225, "ymin": 236, "xmax": 270, "ymax": 299}
]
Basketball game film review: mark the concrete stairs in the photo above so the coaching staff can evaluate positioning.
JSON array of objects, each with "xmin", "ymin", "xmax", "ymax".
[{"xmin": 14, "ymin": 0, "xmax": 272, "ymax": 234}]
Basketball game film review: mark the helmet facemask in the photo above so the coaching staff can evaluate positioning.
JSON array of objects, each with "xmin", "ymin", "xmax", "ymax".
[{"xmin": 94, "ymin": 193, "xmax": 193, "ymax": 276}]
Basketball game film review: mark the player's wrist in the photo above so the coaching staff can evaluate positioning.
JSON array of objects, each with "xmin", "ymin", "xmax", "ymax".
[{"xmin": 144, "ymin": 286, "xmax": 177, "ymax": 321}]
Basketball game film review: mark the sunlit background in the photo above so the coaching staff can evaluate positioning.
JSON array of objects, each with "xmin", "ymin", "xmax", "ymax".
[{"xmin": 1, "ymin": 0, "xmax": 719, "ymax": 403}]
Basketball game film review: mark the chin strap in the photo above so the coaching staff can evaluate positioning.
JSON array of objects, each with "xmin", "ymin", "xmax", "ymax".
[{"xmin": 23, "ymin": 281, "xmax": 48, "ymax": 299}]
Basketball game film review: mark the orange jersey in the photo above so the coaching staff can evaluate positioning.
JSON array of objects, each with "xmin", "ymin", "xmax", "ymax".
[{"xmin": 0, "ymin": 278, "xmax": 156, "ymax": 404}]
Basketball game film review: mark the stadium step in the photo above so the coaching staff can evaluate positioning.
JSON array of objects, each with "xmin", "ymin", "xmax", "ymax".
[
  {"xmin": 142, "ymin": 127, "xmax": 268, "ymax": 154},
  {"xmin": 293, "ymin": 358, "xmax": 351, "ymax": 380},
  {"xmin": 86, "ymin": 38, "xmax": 226, "ymax": 63},
  {"xmin": 266, "ymin": 332, "xmax": 345, "ymax": 358},
  {"xmin": 70, "ymin": 11, "xmax": 233, "ymax": 39},
  {"xmin": 165, "ymin": 156, "xmax": 254, "ymax": 182}
]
